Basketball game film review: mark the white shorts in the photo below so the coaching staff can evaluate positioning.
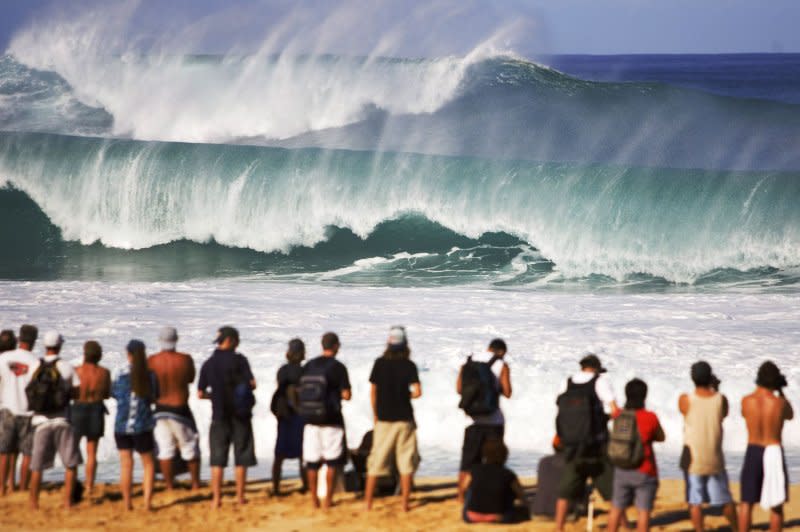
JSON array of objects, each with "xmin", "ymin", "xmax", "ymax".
[
  {"xmin": 303, "ymin": 425, "xmax": 345, "ymax": 468},
  {"xmin": 153, "ymin": 418, "xmax": 200, "ymax": 461}
]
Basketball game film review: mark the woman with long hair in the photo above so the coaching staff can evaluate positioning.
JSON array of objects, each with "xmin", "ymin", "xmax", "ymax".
[{"xmin": 111, "ymin": 340, "xmax": 158, "ymax": 510}]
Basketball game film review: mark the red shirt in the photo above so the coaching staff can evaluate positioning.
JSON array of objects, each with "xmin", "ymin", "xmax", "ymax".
[{"xmin": 635, "ymin": 409, "xmax": 661, "ymax": 477}]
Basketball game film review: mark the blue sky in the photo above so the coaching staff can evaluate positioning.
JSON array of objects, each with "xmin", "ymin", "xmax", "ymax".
[{"xmin": 2, "ymin": 0, "xmax": 799, "ymax": 55}]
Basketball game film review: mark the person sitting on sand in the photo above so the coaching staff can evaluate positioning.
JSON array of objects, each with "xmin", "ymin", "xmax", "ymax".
[
  {"xmin": 739, "ymin": 361, "xmax": 794, "ymax": 532},
  {"xmin": 607, "ymin": 378, "xmax": 665, "ymax": 532},
  {"xmin": 365, "ymin": 326, "xmax": 422, "ymax": 512},
  {"xmin": 271, "ymin": 338, "xmax": 307, "ymax": 496},
  {"xmin": 112, "ymin": 340, "xmax": 158, "ymax": 511},
  {"xmin": 29, "ymin": 332, "xmax": 83, "ymax": 510},
  {"xmin": 73, "ymin": 340, "xmax": 111, "ymax": 496},
  {"xmin": 0, "ymin": 324, "xmax": 39, "ymax": 496},
  {"xmin": 300, "ymin": 332, "xmax": 351, "ymax": 510},
  {"xmin": 678, "ymin": 361, "xmax": 737, "ymax": 531},
  {"xmin": 456, "ymin": 338, "xmax": 512, "ymax": 502},
  {"xmin": 462, "ymin": 437, "xmax": 529, "ymax": 524},
  {"xmin": 148, "ymin": 327, "xmax": 200, "ymax": 491},
  {"xmin": 198, "ymin": 326, "xmax": 257, "ymax": 508}
]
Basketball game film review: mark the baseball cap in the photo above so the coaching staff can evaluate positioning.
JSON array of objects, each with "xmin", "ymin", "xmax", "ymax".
[
  {"xmin": 159, "ymin": 326, "xmax": 178, "ymax": 350},
  {"xmin": 214, "ymin": 326, "xmax": 240, "ymax": 345},
  {"xmin": 579, "ymin": 354, "xmax": 607, "ymax": 373},
  {"xmin": 388, "ymin": 326, "xmax": 407, "ymax": 347},
  {"xmin": 43, "ymin": 331, "xmax": 64, "ymax": 348}
]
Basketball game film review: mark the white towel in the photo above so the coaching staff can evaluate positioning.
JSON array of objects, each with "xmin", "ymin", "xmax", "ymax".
[{"xmin": 760, "ymin": 444, "xmax": 787, "ymax": 510}]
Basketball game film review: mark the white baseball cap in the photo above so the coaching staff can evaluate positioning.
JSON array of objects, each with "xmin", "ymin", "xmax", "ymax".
[
  {"xmin": 43, "ymin": 331, "xmax": 64, "ymax": 348},
  {"xmin": 388, "ymin": 326, "xmax": 407, "ymax": 346}
]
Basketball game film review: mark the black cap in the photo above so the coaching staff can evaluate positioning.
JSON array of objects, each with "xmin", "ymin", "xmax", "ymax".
[
  {"xmin": 756, "ymin": 361, "xmax": 787, "ymax": 391},
  {"xmin": 579, "ymin": 354, "xmax": 607, "ymax": 373},
  {"xmin": 691, "ymin": 361, "xmax": 716, "ymax": 387},
  {"xmin": 214, "ymin": 326, "xmax": 240, "ymax": 345}
]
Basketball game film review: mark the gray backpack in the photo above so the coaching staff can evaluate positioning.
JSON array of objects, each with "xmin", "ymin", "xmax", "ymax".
[{"xmin": 607, "ymin": 409, "xmax": 645, "ymax": 469}]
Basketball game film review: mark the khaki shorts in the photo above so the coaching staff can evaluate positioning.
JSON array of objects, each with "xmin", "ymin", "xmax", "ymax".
[{"xmin": 367, "ymin": 421, "xmax": 419, "ymax": 477}]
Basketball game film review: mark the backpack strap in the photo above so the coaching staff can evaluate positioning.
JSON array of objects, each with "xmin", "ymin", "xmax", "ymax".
[{"xmin": 487, "ymin": 355, "xmax": 501, "ymax": 367}]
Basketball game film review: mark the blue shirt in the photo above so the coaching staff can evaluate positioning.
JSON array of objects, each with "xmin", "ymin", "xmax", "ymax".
[
  {"xmin": 112, "ymin": 370, "xmax": 158, "ymax": 434},
  {"xmin": 198, "ymin": 349, "xmax": 254, "ymax": 421}
]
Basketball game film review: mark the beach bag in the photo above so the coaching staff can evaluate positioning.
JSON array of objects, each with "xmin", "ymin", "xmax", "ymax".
[
  {"xmin": 458, "ymin": 356, "xmax": 500, "ymax": 417},
  {"xmin": 25, "ymin": 358, "xmax": 68, "ymax": 414},
  {"xmin": 555, "ymin": 375, "xmax": 606, "ymax": 455},
  {"xmin": 607, "ymin": 409, "xmax": 645, "ymax": 469},
  {"xmin": 270, "ymin": 387, "xmax": 293, "ymax": 419},
  {"xmin": 297, "ymin": 358, "xmax": 337, "ymax": 424},
  {"xmin": 223, "ymin": 358, "xmax": 255, "ymax": 420}
]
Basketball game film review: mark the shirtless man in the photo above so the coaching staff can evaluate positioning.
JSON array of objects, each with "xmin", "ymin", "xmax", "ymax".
[
  {"xmin": 739, "ymin": 361, "xmax": 794, "ymax": 532},
  {"xmin": 73, "ymin": 341, "xmax": 111, "ymax": 495},
  {"xmin": 147, "ymin": 327, "xmax": 200, "ymax": 490}
]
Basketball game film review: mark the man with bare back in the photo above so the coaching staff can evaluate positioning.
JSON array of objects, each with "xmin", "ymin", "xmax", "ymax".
[
  {"xmin": 73, "ymin": 340, "xmax": 111, "ymax": 495},
  {"xmin": 739, "ymin": 361, "xmax": 794, "ymax": 532},
  {"xmin": 147, "ymin": 327, "xmax": 200, "ymax": 490}
]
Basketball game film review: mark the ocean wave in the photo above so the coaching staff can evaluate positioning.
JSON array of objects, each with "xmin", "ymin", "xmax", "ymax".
[{"xmin": 1, "ymin": 131, "xmax": 799, "ymax": 287}]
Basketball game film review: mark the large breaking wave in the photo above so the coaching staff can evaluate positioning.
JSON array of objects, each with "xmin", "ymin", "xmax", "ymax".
[{"xmin": 1, "ymin": 131, "xmax": 798, "ymax": 287}]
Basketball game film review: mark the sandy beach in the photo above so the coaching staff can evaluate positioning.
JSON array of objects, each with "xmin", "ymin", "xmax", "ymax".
[{"xmin": 1, "ymin": 477, "xmax": 797, "ymax": 531}]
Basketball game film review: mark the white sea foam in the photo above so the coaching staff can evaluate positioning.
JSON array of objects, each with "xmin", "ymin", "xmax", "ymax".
[{"xmin": 1, "ymin": 281, "xmax": 797, "ymax": 480}]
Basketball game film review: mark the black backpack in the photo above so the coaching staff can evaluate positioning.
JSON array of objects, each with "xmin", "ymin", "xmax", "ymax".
[
  {"xmin": 223, "ymin": 357, "xmax": 256, "ymax": 420},
  {"xmin": 296, "ymin": 358, "xmax": 338, "ymax": 424},
  {"xmin": 458, "ymin": 356, "xmax": 500, "ymax": 417},
  {"xmin": 607, "ymin": 409, "xmax": 645, "ymax": 469},
  {"xmin": 25, "ymin": 358, "xmax": 69, "ymax": 414},
  {"xmin": 555, "ymin": 375, "xmax": 608, "ymax": 456}
]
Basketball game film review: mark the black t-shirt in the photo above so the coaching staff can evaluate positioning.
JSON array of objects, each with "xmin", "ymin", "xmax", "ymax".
[
  {"xmin": 198, "ymin": 349, "xmax": 255, "ymax": 421},
  {"xmin": 467, "ymin": 464, "xmax": 517, "ymax": 515},
  {"xmin": 369, "ymin": 357, "xmax": 420, "ymax": 422},
  {"xmin": 303, "ymin": 356, "xmax": 351, "ymax": 427},
  {"xmin": 277, "ymin": 362, "xmax": 303, "ymax": 388}
]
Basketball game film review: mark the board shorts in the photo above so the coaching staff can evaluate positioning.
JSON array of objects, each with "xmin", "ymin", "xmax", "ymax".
[
  {"xmin": 115, "ymin": 431, "xmax": 155, "ymax": 454},
  {"xmin": 613, "ymin": 468, "xmax": 659, "ymax": 511},
  {"xmin": 154, "ymin": 417, "xmax": 200, "ymax": 461},
  {"xmin": 31, "ymin": 421, "xmax": 82, "ymax": 471},
  {"xmin": 209, "ymin": 417, "xmax": 256, "ymax": 468},
  {"xmin": 0, "ymin": 409, "xmax": 34, "ymax": 455},
  {"xmin": 558, "ymin": 450, "xmax": 614, "ymax": 501},
  {"xmin": 70, "ymin": 402, "xmax": 105, "ymax": 441},
  {"xmin": 275, "ymin": 413, "xmax": 304, "ymax": 460},
  {"xmin": 303, "ymin": 424, "xmax": 346, "ymax": 470},
  {"xmin": 367, "ymin": 420, "xmax": 419, "ymax": 477},
  {"xmin": 685, "ymin": 471, "xmax": 733, "ymax": 506}
]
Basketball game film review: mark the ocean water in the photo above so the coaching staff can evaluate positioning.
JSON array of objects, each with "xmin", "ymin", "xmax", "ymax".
[{"xmin": 1, "ymin": 31, "xmax": 799, "ymax": 483}]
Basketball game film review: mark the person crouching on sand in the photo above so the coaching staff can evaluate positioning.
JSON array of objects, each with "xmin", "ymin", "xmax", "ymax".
[
  {"xmin": 112, "ymin": 340, "xmax": 158, "ymax": 511},
  {"xmin": 739, "ymin": 361, "xmax": 794, "ymax": 532},
  {"xmin": 365, "ymin": 326, "xmax": 422, "ymax": 512}
]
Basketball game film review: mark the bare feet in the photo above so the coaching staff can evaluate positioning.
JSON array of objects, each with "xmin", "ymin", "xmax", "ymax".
[
  {"xmin": 210, "ymin": 499, "xmax": 222, "ymax": 510},
  {"xmin": 237, "ymin": 497, "xmax": 249, "ymax": 505},
  {"xmin": 311, "ymin": 495, "xmax": 321, "ymax": 509}
]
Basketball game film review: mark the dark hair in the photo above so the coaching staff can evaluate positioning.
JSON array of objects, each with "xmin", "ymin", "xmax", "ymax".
[
  {"xmin": 625, "ymin": 378, "xmax": 648, "ymax": 409},
  {"xmin": 756, "ymin": 361, "xmax": 787, "ymax": 391},
  {"xmin": 84, "ymin": 340, "xmax": 102, "ymax": 364},
  {"xmin": 382, "ymin": 344, "xmax": 411, "ymax": 360},
  {"xmin": 19, "ymin": 324, "xmax": 38, "ymax": 346},
  {"xmin": 127, "ymin": 340, "xmax": 151, "ymax": 399},
  {"xmin": 286, "ymin": 338, "xmax": 306, "ymax": 364},
  {"xmin": 0, "ymin": 329, "xmax": 17, "ymax": 352},
  {"xmin": 321, "ymin": 332, "xmax": 340, "ymax": 351},
  {"xmin": 488, "ymin": 338, "xmax": 507, "ymax": 353},
  {"xmin": 481, "ymin": 437, "xmax": 508, "ymax": 465}
]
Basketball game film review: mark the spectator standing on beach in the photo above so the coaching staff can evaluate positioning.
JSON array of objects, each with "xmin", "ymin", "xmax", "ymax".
[
  {"xmin": 73, "ymin": 340, "xmax": 111, "ymax": 496},
  {"xmin": 365, "ymin": 326, "xmax": 422, "ymax": 512},
  {"xmin": 554, "ymin": 354, "xmax": 620, "ymax": 532},
  {"xmin": 28, "ymin": 332, "xmax": 82, "ymax": 510},
  {"xmin": 456, "ymin": 338, "xmax": 512, "ymax": 502},
  {"xmin": 198, "ymin": 326, "xmax": 256, "ymax": 508},
  {"xmin": 148, "ymin": 327, "xmax": 200, "ymax": 491},
  {"xmin": 739, "ymin": 361, "xmax": 794, "ymax": 532},
  {"xmin": 0, "ymin": 324, "xmax": 39, "ymax": 495},
  {"xmin": 607, "ymin": 378, "xmax": 665, "ymax": 532},
  {"xmin": 0, "ymin": 328, "xmax": 18, "ymax": 493},
  {"xmin": 297, "ymin": 332, "xmax": 351, "ymax": 509},
  {"xmin": 271, "ymin": 338, "xmax": 307, "ymax": 496},
  {"xmin": 112, "ymin": 340, "xmax": 158, "ymax": 511},
  {"xmin": 678, "ymin": 361, "xmax": 737, "ymax": 531}
]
